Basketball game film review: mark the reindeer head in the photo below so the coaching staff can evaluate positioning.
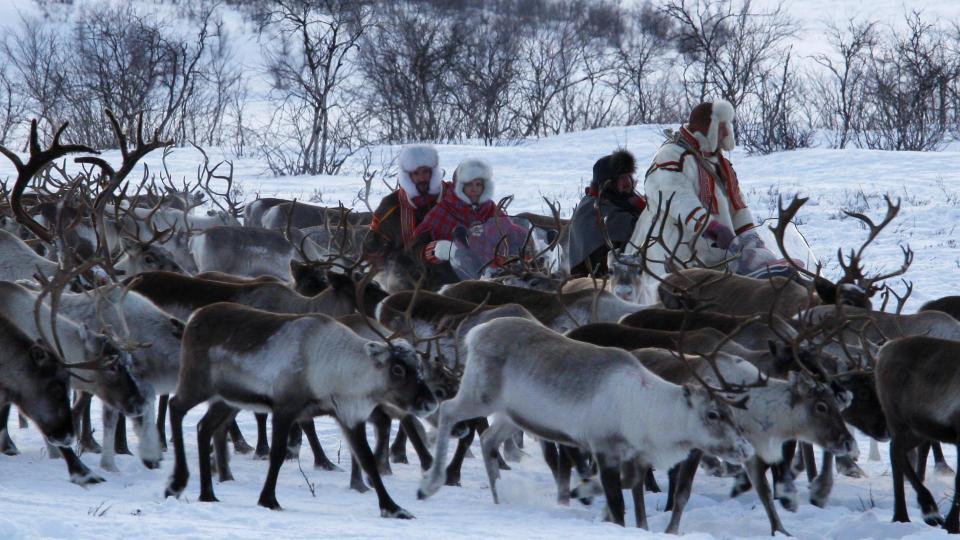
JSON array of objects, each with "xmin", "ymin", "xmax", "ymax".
[
  {"xmin": 77, "ymin": 324, "xmax": 148, "ymax": 418},
  {"xmin": 366, "ymin": 339, "xmax": 438, "ymax": 417},
  {"xmin": 4, "ymin": 331, "xmax": 73, "ymax": 447},
  {"xmin": 787, "ymin": 371, "xmax": 858, "ymax": 457},
  {"xmin": 681, "ymin": 384, "xmax": 752, "ymax": 463}
]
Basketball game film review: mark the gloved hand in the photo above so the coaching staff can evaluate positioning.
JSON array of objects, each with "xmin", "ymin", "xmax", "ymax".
[
  {"xmin": 424, "ymin": 240, "xmax": 456, "ymax": 264},
  {"xmin": 703, "ymin": 221, "xmax": 735, "ymax": 250}
]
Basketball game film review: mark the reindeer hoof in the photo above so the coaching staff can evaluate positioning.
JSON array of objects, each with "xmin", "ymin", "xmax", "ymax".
[
  {"xmin": 80, "ymin": 438, "xmax": 102, "ymax": 455},
  {"xmin": 258, "ymin": 497, "xmax": 282, "ymax": 511},
  {"xmin": 923, "ymin": 512, "xmax": 945, "ymax": 527},
  {"xmin": 377, "ymin": 460, "xmax": 393, "ymax": 476},
  {"xmin": 936, "ymin": 463, "xmax": 956, "ymax": 476},
  {"xmin": 232, "ymin": 439, "xmax": 254, "ymax": 455},
  {"xmin": 72, "ymin": 470, "xmax": 106, "ymax": 486},
  {"xmin": 314, "ymin": 460, "xmax": 342, "ymax": 472},
  {"xmin": 837, "ymin": 460, "xmax": 866, "ymax": 478},
  {"xmin": 142, "ymin": 459, "xmax": 162, "ymax": 470},
  {"xmin": 350, "ymin": 479, "xmax": 370, "ymax": 494},
  {"xmin": 199, "ymin": 493, "xmax": 220, "ymax": 503},
  {"xmin": 100, "ymin": 460, "xmax": 119, "ymax": 473},
  {"xmin": 416, "ymin": 489, "xmax": 428, "ymax": 500},
  {"xmin": 382, "ymin": 506, "xmax": 414, "ymax": 519},
  {"xmin": 390, "ymin": 452, "xmax": 409, "ymax": 465}
]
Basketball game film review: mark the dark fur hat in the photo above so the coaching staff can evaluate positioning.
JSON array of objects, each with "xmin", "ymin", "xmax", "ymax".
[{"xmin": 591, "ymin": 149, "xmax": 636, "ymax": 192}]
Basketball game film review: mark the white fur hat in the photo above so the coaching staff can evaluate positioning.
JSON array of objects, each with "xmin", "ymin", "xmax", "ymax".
[
  {"xmin": 687, "ymin": 99, "xmax": 736, "ymax": 153},
  {"xmin": 453, "ymin": 158, "xmax": 494, "ymax": 205},
  {"xmin": 398, "ymin": 144, "xmax": 442, "ymax": 200}
]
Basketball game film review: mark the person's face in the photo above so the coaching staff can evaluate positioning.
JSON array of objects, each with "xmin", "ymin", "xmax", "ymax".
[
  {"xmin": 409, "ymin": 166, "xmax": 433, "ymax": 195},
  {"xmin": 462, "ymin": 178, "xmax": 484, "ymax": 203},
  {"xmin": 615, "ymin": 173, "xmax": 634, "ymax": 194}
]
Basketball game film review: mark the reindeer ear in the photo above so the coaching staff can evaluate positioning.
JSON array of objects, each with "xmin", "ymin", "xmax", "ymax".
[
  {"xmin": 814, "ymin": 277, "xmax": 838, "ymax": 305},
  {"xmin": 29, "ymin": 343, "xmax": 48, "ymax": 362},
  {"xmin": 364, "ymin": 341, "xmax": 391, "ymax": 366},
  {"xmin": 681, "ymin": 384, "xmax": 693, "ymax": 406},
  {"xmin": 120, "ymin": 237, "xmax": 140, "ymax": 253}
]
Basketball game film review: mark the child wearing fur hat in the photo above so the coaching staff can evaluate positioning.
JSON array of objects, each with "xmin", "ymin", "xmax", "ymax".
[
  {"xmin": 564, "ymin": 148, "xmax": 647, "ymax": 277},
  {"xmin": 364, "ymin": 144, "xmax": 443, "ymax": 262},
  {"xmin": 415, "ymin": 158, "xmax": 526, "ymax": 268}
]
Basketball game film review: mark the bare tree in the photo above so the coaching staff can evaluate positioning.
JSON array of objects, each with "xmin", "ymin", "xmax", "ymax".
[
  {"xmin": 357, "ymin": 3, "xmax": 462, "ymax": 142},
  {"xmin": 615, "ymin": 4, "xmax": 679, "ymax": 124},
  {"xmin": 662, "ymin": 0, "xmax": 796, "ymax": 114},
  {"xmin": 738, "ymin": 48, "xmax": 815, "ymax": 154},
  {"xmin": 452, "ymin": 15, "xmax": 523, "ymax": 145},
  {"xmin": 259, "ymin": 0, "xmax": 372, "ymax": 175},
  {"xmin": 859, "ymin": 12, "xmax": 959, "ymax": 151},
  {"xmin": 811, "ymin": 18, "xmax": 877, "ymax": 149}
]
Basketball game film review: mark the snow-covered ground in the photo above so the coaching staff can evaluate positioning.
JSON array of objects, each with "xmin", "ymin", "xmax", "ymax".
[{"xmin": 1, "ymin": 124, "xmax": 960, "ymax": 539}]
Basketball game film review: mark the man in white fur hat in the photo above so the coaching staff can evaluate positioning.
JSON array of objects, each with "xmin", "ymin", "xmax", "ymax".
[
  {"xmin": 629, "ymin": 99, "xmax": 772, "ymax": 302},
  {"xmin": 365, "ymin": 144, "xmax": 443, "ymax": 261}
]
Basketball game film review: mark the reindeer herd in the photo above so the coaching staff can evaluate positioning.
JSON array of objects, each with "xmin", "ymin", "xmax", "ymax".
[{"xmin": 2, "ymin": 111, "xmax": 960, "ymax": 536}]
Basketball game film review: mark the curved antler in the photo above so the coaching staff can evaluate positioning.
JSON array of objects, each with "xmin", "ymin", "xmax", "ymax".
[{"xmin": 0, "ymin": 120, "xmax": 96, "ymax": 244}]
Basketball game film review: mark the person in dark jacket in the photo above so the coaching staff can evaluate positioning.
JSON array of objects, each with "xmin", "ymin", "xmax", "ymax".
[
  {"xmin": 564, "ymin": 149, "xmax": 646, "ymax": 276},
  {"xmin": 364, "ymin": 144, "xmax": 443, "ymax": 263}
]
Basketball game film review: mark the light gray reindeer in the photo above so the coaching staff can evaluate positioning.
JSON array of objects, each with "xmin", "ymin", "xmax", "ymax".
[
  {"xmin": 189, "ymin": 225, "xmax": 324, "ymax": 281},
  {"xmin": 165, "ymin": 302, "xmax": 438, "ymax": 516},
  {"xmin": 417, "ymin": 316, "xmax": 752, "ymax": 528}
]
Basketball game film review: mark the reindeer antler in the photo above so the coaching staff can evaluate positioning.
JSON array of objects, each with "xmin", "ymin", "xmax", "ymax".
[{"xmin": 0, "ymin": 120, "xmax": 96, "ymax": 244}]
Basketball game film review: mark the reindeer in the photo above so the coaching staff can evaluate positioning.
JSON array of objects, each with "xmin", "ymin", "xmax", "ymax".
[
  {"xmin": 439, "ymin": 280, "xmax": 648, "ymax": 332},
  {"xmin": 189, "ymin": 225, "xmax": 325, "ymax": 281},
  {"xmin": 628, "ymin": 347, "xmax": 856, "ymax": 535},
  {"xmin": 921, "ymin": 296, "xmax": 960, "ymax": 321},
  {"xmin": 243, "ymin": 197, "xmax": 288, "ymax": 228},
  {"xmin": 875, "ymin": 336, "xmax": 960, "ymax": 532},
  {"xmin": 49, "ymin": 283, "xmax": 184, "ymax": 472},
  {"xmin": 375, "ymin": 290, "xmax": 536, "ymax": 480},
  {"xmin": 261, "ymin": 200, "xmax": 372, "ymax": 231},
  {"xmin": 417, "ymin": 316, "xmax": 752, "ymax": 528},
  {"xmin": 126, "ymin": 270, "xmax": 386, "ymax": 322},
  {"xmin": 0, "ymin": 315, "xmax": 77, "ymax": 466},
  {"xmin": 165, "ymin": 302, "xmax": 438, "ymax": 516}
]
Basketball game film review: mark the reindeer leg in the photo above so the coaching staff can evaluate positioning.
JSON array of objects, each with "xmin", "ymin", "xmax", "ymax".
[
  {"xmin": 836, "ymin": 453, "xmax": 866, "ymax": 478},
  {"xmin": 257, "ymin": 411, "xmax": 296, "ymax": 510},
  {"xmin": 869, "ymin": 438, "xmax": 882, "ymax": 461},
  {"xmin": 254, "ymin": 413, "xmax": 270, "ymax": 460},
  {"xmin": 74, "ymin": 393, "xmax": 101, "ymax": 454},
  {"xmin": 810, "ymin": 451, "xmax": 835, "ymax": 508},
  {"xmin": 596, "ymin": 454, "xmax": 626, "ymax": 526},
  {"xmin": 0, "ymin": 404, "xmax": 19, "ymax": 456},
  {"xmin": 917, "ymin": 442, "xmax": 931, "ymax": 482},
  {"xmin": 892, "ymin": 436, "xmax": 941, "ymax": 525},
  {"xmin": 746, "ymin": 456, "xmax": 790, "ymax": 536},
  {"xmin": 61, "ymin": 447, "xmax": 105, "ymax": 486},
  {"xmin": 214, "ymin": 416, "xmax": 237, "ymax": 482},
  {"xmin": 631, "ymin": 462, "xmax": 651, "ymax": 529},
  {"xmin": 114, "ymin": 414, "xmax": 132, "ymax": 456},
  {"xmin": 390, "ymin": 422, "xmax": 409, "ymax": 464},
  {"xmin": 156, "ymin": 394, "xmax": 169, "ymax": 450},
  {"xmin": 343, "ymin": 420, "xmax": 413, "ymax": 518},
  {"xmin": 228, "ymin": 419, "xmax": 254, "ymax": 455},
  {"xmin": 349, "ymin": 455, "xmax": 369, "ymax": 493},
  {"xmin": 99, "ymin": 407, "xmax": 119, "ymax": 473},
  {"xmin": 198, "ymin": 402, "xmax": 236, "ymax": 502},
  {"xmin": 285, "ymin": 422, "xmax": 302, "ymax": 460},
  {"xmin": 944, "ymin": 444, "xmax": 960, "ymax": 533},
  {"xmin": 502, "ymin": 432, "xmax": 523, "ymax": 463},
  {"xmin": 479, "ymin": 416, "xmax": 519, "ymax": 504},
  {"xmin": 800, "ymin": 442, "xmax": 817, "ymax": 482},
  {"xmin": 369, "ymin": 407, "xmax": 393, "ymax": 476},
  {"xmin": 665, "ymin": 450, "xmax": 702, "ymax": 534},
  {"xmin": 300, "ymin": 418, "xmax": 341, "ymax": 471},
  {"xmin": 445, "ymin": 424, "xmax": 476, "ymax": 487},
  {"xmin": 420, "ymin": 396, "xmax": 493, "ymax": 499},
  {"xmin": 399, "ymin": 416, "xmax": 432, "ymax": 470},
  {"xmin": 644, "ymin": 468, "xmax": 661, "ymax": 493},
  {"xmin": 934, "ymin": 443, "xmax": 955, "ymax": 476},
  {"xmin": 556, "ymin": 445, "xmax": 577, "ymax": 506},
  {"xmin": 17, "ymin": 412, "xmax": 27, "ymax": 429},
  {"xmin": 165, "ymin": 392, "xmax": 205, "ymax": 499}
]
